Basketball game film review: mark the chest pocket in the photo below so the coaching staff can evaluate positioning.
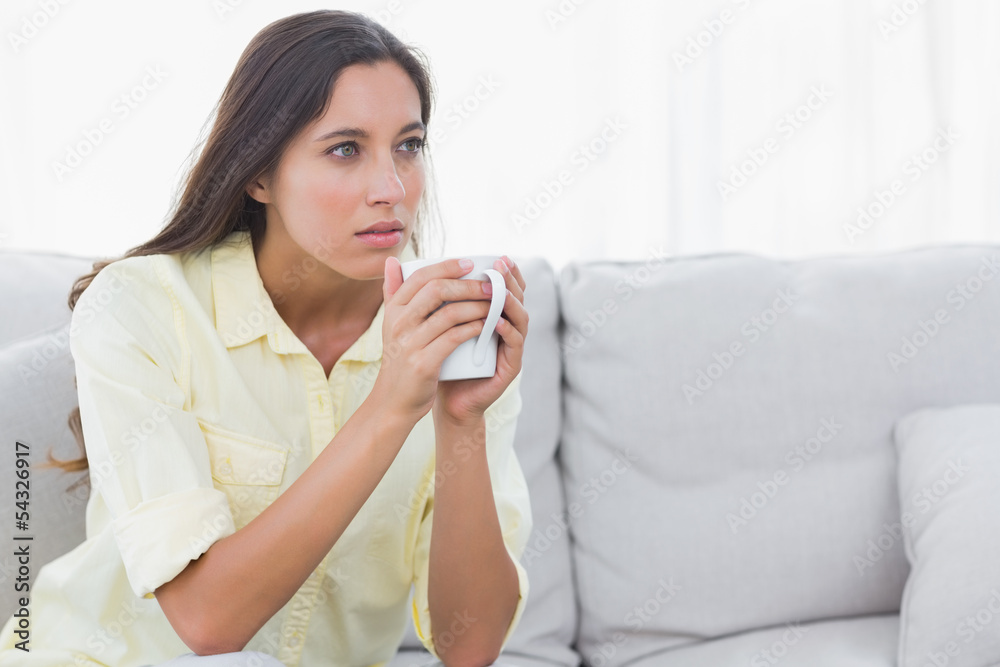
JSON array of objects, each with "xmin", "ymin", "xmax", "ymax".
[{"xmin": 199, "ymin": 421, "xmax": 288, "ymax": 531}]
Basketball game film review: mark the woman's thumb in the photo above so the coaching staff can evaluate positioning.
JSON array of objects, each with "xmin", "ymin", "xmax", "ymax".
[{"xmin": 383, "ymin": 256, "xmax": 403, "ymax": 300}]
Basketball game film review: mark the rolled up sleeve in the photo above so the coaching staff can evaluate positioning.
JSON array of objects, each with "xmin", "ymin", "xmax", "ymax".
[
  {"xmin": 411, "ymin": 373, "xmax": 533, "ymax": 657},
  {"xmin": 70, "ymin": 258, "xmax": 234, "ymax": 598}
]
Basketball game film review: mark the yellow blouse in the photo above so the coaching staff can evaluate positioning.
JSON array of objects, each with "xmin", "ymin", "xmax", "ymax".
[{"xmin": 0, "ymin": 230, "xmax": 531, "ymax": 666}]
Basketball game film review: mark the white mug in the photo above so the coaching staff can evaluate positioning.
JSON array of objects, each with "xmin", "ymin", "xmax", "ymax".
[{"xmin": 399, "ymin": 256, "xmax": 507, "ymax": 381}]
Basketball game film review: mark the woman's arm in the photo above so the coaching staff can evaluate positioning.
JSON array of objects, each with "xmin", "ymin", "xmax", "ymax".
[
  {"xmin": 427, "ymin": 414, "xmax": 520, "ymax": 667},
  {"xmin": 425, "ymin": 256, "xmax": 531, "ymax": 666},
  {"xmin": 154, "ymin": 382, "xmax": 413, "ymax": 654}
]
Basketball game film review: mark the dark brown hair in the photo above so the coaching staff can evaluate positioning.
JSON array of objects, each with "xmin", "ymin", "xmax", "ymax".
[{"xmin": 55, "ymin": 10, "xmax": 439, "ymax": 472}]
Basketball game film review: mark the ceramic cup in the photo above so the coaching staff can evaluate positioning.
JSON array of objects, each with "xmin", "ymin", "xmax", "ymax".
[{"xmin": 399, "ymin": 256, "xmax": 507, "ymax": 381}]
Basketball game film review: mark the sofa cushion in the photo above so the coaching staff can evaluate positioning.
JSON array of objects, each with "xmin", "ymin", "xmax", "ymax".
[
  {"xmin": 0, "ymin": 323, "xmax": 89, "ymax": 620},
  {"xmin": 387, "ymin": 650, "xmax": 563, "ymax": 667},
  {"xmin": 0, "ymin": 251, "xmax": 93, "ymax": 347},
  {"xmin": 626, "ymin": 614, "xmax": 898, "ymax": 667},
  {"xmin": 894, "ymin": 404, "xmax": 1000, "ymax": 667},
  {"xmin": 559, "ymin": 247, "xmax": 1000, "ymax": 663},
  {"xmin": 397, "ymin": 257, "xmax": 577, "ymax": 664}
]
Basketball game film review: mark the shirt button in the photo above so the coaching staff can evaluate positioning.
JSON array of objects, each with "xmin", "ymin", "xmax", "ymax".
[
  {"xmin": 219, "ymin": 462, "xmax": 233, "ymax": 476},
  {"xmin": 288, "ymin": 635, "xmax": 300, "ymax": 648}
]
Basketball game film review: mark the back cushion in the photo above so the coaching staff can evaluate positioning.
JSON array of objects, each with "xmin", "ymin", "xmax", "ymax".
[
  {"xmin": 558, "ymin": 247, "xmax": 1000, "ymax": 664},
  {"xmin": 0, "ymin": 251, "xmax": 93, "ymax": 346}
]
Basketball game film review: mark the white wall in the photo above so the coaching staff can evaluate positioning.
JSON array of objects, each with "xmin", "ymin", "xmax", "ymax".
[{"xmin": 1, "ymin": 0, "xmax": 998, "ymax": 270}]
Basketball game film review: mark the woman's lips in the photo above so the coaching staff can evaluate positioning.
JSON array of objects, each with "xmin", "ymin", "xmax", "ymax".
[{"xmin": 355, "ymin": 230, "xmax": 403, "ymax": 248}]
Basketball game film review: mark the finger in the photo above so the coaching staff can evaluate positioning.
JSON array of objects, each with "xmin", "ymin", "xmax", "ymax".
[
  {"xmin": 502, "ymin": 255, "xmax": 527, "ymax": 295},
  {"xmin": 495, "ymin": 257, "xmax": 524, "ymax": 303},
  {"xmin": 407, "ymin": 277, "xmax": 493, "ymax": 322},
  {"xmin": 407, "ymin": 299, "xmax": 493, "ymax": 351},
  {"xmin": 422, "ymin": 319, "xmax": 486, "ymax": 369},
  {"xmin": 498, "ymin": 290, "xmax": 529, "ymax": 337},
  {"xmin": 393, "ymin": 258, "xmax": 474, "ymax": 306},
  {"xmin": 384, "ymin": 256, "xmax": 404, "ymax": 301},
  {"xmin": 495, "ymin": 314, "xmax": 525, "ymax": 355}
]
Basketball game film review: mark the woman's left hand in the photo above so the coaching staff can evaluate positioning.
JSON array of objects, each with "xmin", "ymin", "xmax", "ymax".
[{"xmin": 433, "ymin": 255, "xmax": 528, "ymax": 427}]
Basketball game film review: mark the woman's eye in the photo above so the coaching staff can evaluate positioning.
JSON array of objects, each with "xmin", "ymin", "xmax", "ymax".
[
  {"xmin": 329, "ymin": 143, "xmax": 358, "ymax": 158},
  {"xmin": 400, "ymin": 138, "xmax": 425, "ymax": 153}
]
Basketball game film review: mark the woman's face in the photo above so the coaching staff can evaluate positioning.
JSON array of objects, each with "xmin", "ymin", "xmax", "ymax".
[{"xmin": 250, "ymin": 60, "xmax": 426, "ymax": 281}]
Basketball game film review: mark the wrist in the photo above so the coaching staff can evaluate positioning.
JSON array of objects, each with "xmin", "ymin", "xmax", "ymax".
[
  {"xmin": 365, "ymin": 378, "xmax": 423, "ymax": 435},
  {"xmin": 433, "ymin": 410, "xmax": 486, "ymax": 458},
  {"xmin": 432, "ymin": 403, "xmax": 484, "ymax": 432}
]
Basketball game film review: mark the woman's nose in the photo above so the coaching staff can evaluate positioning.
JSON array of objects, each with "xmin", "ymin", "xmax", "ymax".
[{"xmin": 366, "ymin": 155, "xmax": 406, "ymax": 206}]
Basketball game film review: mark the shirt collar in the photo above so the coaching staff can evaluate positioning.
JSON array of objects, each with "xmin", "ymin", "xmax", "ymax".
[{"xmin": 211, "ymin": 229, "xmax": 417, "ymax": 362}]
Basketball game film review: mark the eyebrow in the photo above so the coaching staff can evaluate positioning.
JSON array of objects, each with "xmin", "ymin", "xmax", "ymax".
[{"xmin": 314, "ymin": 121, "xmax": 426, "ymax": 143}]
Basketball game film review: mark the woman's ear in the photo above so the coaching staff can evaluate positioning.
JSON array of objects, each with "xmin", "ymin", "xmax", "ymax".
[{"xmin": 245, "ymin": 175, "xmax": 272, "ymax": 204}]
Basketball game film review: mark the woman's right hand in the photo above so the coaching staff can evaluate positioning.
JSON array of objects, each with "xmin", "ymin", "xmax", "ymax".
[{"xmin": 371, "ymin": 256, "xmax": 494, "ymax": 424}]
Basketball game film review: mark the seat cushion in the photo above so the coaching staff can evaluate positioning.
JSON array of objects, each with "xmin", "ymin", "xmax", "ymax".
[
  {"xmin": 625, "ymin": 614, "xmax": 898, "ymax": 667},
  {"xmin": 387, "ymin": 650, "xmax": 564, "ymax": 667}
]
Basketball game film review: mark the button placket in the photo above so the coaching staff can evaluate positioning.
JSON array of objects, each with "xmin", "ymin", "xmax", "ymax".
[
  {"xmin": 296, "ymin": 355, "xmax": 334, "ymax": 460},
  {"xmin": 329, "ymin": 360, "xmax": 354, "ymax": 433}
]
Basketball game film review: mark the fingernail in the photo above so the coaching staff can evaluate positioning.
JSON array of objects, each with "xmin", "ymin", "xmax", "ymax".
[
  {"xmin": 482, "ymin": 281, "xmax": 493, "ymax": 295},
  {"xmin": 459, "ymin": 258, "xmax": 474, "ymax": 270},
  {"xmin": 502, "ymin": 255, "xmax": 513, "ymax": 268}
]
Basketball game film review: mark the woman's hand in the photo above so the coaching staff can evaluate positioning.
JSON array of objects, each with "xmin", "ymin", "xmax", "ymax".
[
  {"xmin": 374, "ymin": 257, "xmax": 501, "ymax": 424},
  {"xmin": 434, "ymin": 255, "xmax": 528, "ymax": 427}
]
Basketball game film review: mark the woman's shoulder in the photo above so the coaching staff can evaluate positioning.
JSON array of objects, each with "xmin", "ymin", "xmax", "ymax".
[
  {"xmin": 71, "ymin": 244, "xmax": 216, "ymax": 342},
  {"xmin": 82, "ymin": 242, "xmax": 218, "ymax": 305}
]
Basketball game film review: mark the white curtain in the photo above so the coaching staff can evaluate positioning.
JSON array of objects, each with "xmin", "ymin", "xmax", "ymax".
[{"xmin": 1, "ymin": 0, "xmax": 997, "ymax": 269}]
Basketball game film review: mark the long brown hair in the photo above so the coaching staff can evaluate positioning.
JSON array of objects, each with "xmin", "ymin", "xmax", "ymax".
[{"xmin": 56, "ymin": 10, "xmax": 439, "ymax": 472}]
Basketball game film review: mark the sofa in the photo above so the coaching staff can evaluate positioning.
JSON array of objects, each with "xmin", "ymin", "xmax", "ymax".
[{"xmin": 3, "ymin": 243, "xmax": 1000, "ymax": 667}]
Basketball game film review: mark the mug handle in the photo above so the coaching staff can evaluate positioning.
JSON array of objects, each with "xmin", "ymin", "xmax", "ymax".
[{"xmin": 473, "ymin": 268, "xmax": 506, "ymax": 365}]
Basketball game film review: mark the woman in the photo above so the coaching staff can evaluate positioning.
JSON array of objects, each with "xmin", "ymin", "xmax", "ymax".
[{"xmin": 0, "ymin": 10, "xmax": 531, "ymax": 667}]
